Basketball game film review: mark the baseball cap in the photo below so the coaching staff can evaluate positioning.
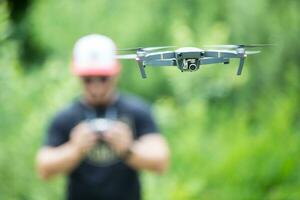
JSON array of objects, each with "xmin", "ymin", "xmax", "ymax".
[{"xmin": 71, "ymin": 34, "xmax": 120, "ymax": 76}]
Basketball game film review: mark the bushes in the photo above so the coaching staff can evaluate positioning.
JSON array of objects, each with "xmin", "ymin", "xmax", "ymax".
[{"xmin": 145, "ymin": 95, "xmax": 300, "ymax": 199}]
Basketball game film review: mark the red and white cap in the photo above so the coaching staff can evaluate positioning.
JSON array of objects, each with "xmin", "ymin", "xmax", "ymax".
[{"xmin": 71, "ymin": 34, "xmax": 120, "ymax": 76}]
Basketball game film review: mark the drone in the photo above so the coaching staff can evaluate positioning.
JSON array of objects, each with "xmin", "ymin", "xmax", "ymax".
[{"xmin": 117, "ymin": 44, "xmax": 270, "ymax": 78}]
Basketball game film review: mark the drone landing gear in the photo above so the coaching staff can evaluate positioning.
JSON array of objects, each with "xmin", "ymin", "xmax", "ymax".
[
  {"xmin": 237, "ymin": 57, "xmax": 245, "ymax": 75},
  {"xmin": 138, "ymin": 61, "xmax": 147, "ymax": 78}
]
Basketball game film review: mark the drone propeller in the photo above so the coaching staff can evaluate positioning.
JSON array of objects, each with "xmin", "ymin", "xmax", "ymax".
[
  {"xmin": 116, "ymin": 54, "xmax": 137, "ymax": 59},
  {"xmin": 205, "ymin": 44, "xmax": 273, "ymax": 49},
  {"xmin": 245, "ymin": 50, "xmax": 261, "ymax": 55},
  {"xmin": 118, "ymin": 46, "xmax": 175, "ymax": 52}
]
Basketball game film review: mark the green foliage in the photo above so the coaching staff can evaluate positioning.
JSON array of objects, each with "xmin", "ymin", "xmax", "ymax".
[{"xmin": 1, "ymin": 0, "xmax": 300, "ymax": 199}]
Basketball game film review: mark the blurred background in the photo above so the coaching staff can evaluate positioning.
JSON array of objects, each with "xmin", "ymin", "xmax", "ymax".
[{"xmin": 1, "ymin": 0, "xmax": 300, "ymax": 199}]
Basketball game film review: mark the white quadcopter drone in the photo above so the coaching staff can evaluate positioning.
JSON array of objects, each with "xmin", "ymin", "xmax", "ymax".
[{"xmin": 117, "ymin": 44, "xmax": 271, "ymax": 78}]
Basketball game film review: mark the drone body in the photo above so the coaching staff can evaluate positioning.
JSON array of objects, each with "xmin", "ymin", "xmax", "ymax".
[{"xmin": 117, "ymin": 45, "xmax": 267, "ymax": 78}]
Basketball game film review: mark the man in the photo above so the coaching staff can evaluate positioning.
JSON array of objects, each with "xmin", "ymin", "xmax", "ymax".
[{"xmin": 36, "ymin": 34, "xmax": 170, "ymax": 200}]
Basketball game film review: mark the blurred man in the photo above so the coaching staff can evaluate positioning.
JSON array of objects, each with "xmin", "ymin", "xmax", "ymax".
[{"xmin": 36, "ymin": 34, "xmax": 169, "ymax": 200}]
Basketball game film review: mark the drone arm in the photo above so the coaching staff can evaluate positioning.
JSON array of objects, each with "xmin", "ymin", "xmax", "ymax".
[
  {"xmin": 204, "ymin": 50, "xmax": 240, "ymax": 58},
  {"xmin": 145, "ymin": 52, "xmax": 176, "ymax": 61},
  {"xmin": 143, "ymin": 52, "xmax": 176, "ymax": 67},
  {"xmin": 200, "ymin": 57, "xmax": 230, "ymax": 65},
  {"xmin": 145, "ymin": 59, "xmax": 176, "ymax": 66}
]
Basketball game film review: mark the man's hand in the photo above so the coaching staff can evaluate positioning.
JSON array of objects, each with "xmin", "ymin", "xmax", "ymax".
[
  {"xmin": 102, "ymin": 121, "xmax": 133, "ymax": 157},
  {"xmin": 36, "ymin": 122, "xmax": 101, "ymax": 180},
  {"xmin": 70, "ymin": 122, "xmax": 100, "ymax": 156}
]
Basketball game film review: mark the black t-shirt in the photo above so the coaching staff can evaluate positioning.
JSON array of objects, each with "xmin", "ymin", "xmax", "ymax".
[{"xmin": 44, "ymin": 94, "xmax": 159, "ymax": 200}]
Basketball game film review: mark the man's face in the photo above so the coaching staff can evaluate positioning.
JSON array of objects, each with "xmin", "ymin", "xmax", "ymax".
[{"xmin": 80, "ymin": 75, "xmax": 118, "ymax": 106}]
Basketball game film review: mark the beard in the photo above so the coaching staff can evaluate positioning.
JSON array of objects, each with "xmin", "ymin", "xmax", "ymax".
[{"xmin": 88, "ymin": 90, "xmax": 114, "ymax": 106}]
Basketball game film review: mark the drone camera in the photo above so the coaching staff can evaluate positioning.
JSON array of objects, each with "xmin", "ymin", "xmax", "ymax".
[
  {"xmin": 188, "ymin": 63, "xmax": 198, "ymax": 71},
  {"xmin": 182, "ymin": 58, "xmax": 200, "ymax": 72}
]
